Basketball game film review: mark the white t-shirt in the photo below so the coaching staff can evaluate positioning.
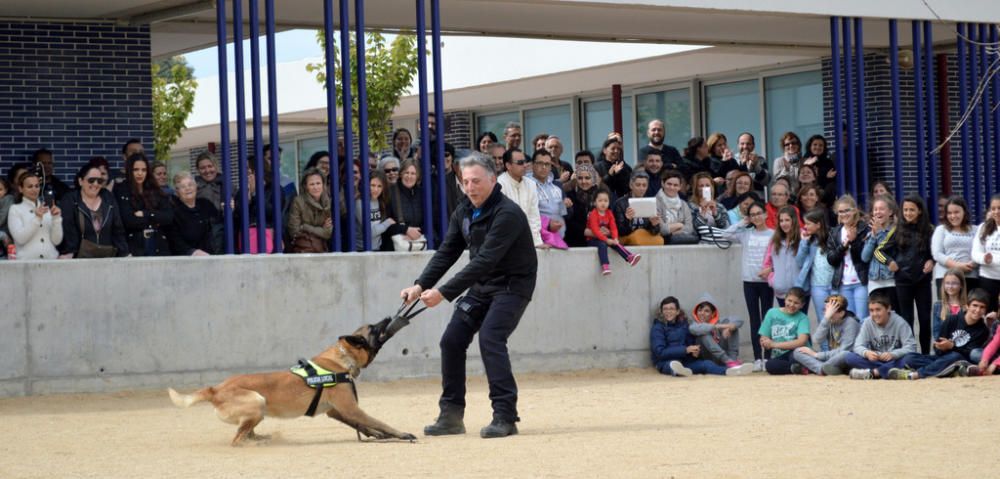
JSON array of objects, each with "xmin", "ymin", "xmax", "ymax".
[{"xmin": 840, "ymin": 227, "xmax": 861, "ymax": 285}]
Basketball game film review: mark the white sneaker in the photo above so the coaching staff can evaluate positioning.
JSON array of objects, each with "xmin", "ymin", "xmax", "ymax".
[
  {"xmin": 726, "ymin": 363, "xmax": 753, "ymax": 376},
  {"xmin": 752, "ymin": 359, "xmax": 764, "ymax": 372},
  {"xmin": 669, "ymin": 360, "xmax": 693, "ymax": 377},
  {"xmin": 849, "ymin": 368, "xmax": 875, "ymax": 380}
]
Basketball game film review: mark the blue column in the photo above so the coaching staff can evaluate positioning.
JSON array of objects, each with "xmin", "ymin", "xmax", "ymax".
[
  {"xmin": 842, "ymin": 18, "xmax": 855, "ymax": 196},
  {"xmin": 958, "ymin": 23, "xmax": 970, "ymax": 208},
  {"xmin": 924, "ymin": 21, "xmax": 938, "ymax": 223},
  {"xmin": 993, "ymin": 26, "xmax": 1000, "ymax": 199},
  {"xmin": 982, "ymin": 23, "xmax": 994, "ymax": 200},
  {"xmin": 339, "ymin": 0, "xmax": 357, "ymax": 251},
  {"xmin": 266, "ymin": 0, "xmax": 283, "ymax": 253},
  {"xmin": 432, "ymin": 0, "xmax": 448, "ymax": 241},
  {"xmin": 323, "ymin": 0, "xmax": 342, "ymax": 251},
  {"xmin": 355, "ymin": 0, "xmax": 372, "ymax": 251},
  {"xmin": 233, "ymin": 0, "xmax": 250, "ymax": 253},
  {"xmin": 216, "ymin": 1, "xmax": 234, "ymax": 254},
  {"xmin": 970, "ymin": 25, "xmax": 982, "ymax": 218},
  {"xmin": 889, "ymin": 20, "xmax": 903, "ymax": 205},
  {"xmin": 416, "ymin": 0, "xmax": 434, "ymax": 248},
  {"xmin": 854, "ymin": 18, "xmax": 869, "ymax": 207},
  {"xmin": 912, "ymin": 21, "xmax": 926, "ymax": 199},
  {"xmin": 249, "ymin": 0, "xmax": 267, "ymax": 252},
  {"xmin": 831, "ymin": 17, "xmax": 845, "ymax": 195}
]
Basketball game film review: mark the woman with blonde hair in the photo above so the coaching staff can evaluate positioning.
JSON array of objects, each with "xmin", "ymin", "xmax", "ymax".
[{"xmin": 826, "ymin": 194, "xmax": 871, "ymax": 317}]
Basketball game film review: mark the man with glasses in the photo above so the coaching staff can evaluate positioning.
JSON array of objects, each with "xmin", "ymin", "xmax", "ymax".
[
  {"xmin": 527, "ymin": 149, "xmax": 567, "ymax": 240},
  {"xmin": 497, "ymin": 149, "xmax": 544, "ymax": 248},
  {"xmin": 764, "ymin": 182, "xmax": 801, "ymax": 229},
  {"xmin": 503, "ymin": 122, "xmax": 522, "ymax": 151}
]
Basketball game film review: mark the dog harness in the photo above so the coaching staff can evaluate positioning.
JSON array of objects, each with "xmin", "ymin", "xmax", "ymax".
[{"xmin": 289, "ymin": 359, "xmax": 355, "ymax": 418}]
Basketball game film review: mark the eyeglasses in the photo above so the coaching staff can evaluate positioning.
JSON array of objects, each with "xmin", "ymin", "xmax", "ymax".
[
  {"xmin": 85, "ymin": 177, "xmax": 106, "ymax": 185},
  {"xmin": 513, "ymin": 160, "xmax": 530, "ymax": 166},
  {"xmin": 383, "ymin": 168, "xmax": 399, "ymax": 173},
  {"xmin": 836, "ymin": 208, "xmax": 855, "ymax": 215}
]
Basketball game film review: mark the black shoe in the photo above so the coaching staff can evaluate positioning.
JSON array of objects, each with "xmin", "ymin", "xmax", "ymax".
[
  {"xmin": 423, "ymin": 409, "xmax": 465, "ymax": 436},
  {"xmin": 480, "ymin": 417, "xmax": 519, "ymax": 438}
]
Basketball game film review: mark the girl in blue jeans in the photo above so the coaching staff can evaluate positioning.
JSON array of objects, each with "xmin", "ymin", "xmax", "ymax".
[
  {"xmin": 826, "ymin": 195, "xmax": 871, "ymax": 317},
  {"xmin": 797, "ymin": 208, "xmax": 834, "ymax": 320}
]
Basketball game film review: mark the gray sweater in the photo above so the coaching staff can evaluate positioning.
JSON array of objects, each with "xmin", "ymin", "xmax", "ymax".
[
  {"xmin": 852, "ymin": 312, "xmax": 917, "ymax": 358},
  {"xmin": 813, "ymin": 314, "xmax": 860, "ymax": 361},
  {"xmin": 721, "ymin": 223, "xmax": 774, "ymax": 283}
]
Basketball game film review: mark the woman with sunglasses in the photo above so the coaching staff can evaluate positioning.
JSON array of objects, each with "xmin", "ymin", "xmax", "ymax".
[
  {"xmin": 771, "ymin": 132, "xmax": 802, "ymax": 190},
  {"xmin": 58, "ymin": 162, "xmax": 128, "ymax": 258}
]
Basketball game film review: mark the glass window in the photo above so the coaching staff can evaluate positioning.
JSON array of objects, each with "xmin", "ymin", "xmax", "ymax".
[
  {"xmin": 524, "ymin": 104, "xmax": 572, "ymax": 156},
  {"xmin": 297, "ymin": 136, "xmax": 328, "ymax": 188},
  {"xmin": 636, "ymin": 88, "xmax": 691, "ymax": 155},
  {"xmin": 764, "ymin": 70, "xmax": 823, "ymax": 161},
  {"xmin": 278, "ymin": 141, "xmax": 297, "ymax": 187},
  {"xmin": 705, "ymin": 79, "xmax": 761, "ymax": 157},
  {"xmin": 583, "ymin": 97, "xmax": 634, "ymax": 165},
  {"xmin": 476, "ymin": 111, "xmax": 520, "ymax": 148}
]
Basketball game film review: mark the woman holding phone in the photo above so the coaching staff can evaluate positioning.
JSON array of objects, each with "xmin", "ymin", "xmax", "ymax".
[
  {"xmin": 688, "ymin": 172, "xmax": 729, "ymax": 243},
  {"xmin": 8, "ymin": 172, "xmax": 62, "ymax": 260}
]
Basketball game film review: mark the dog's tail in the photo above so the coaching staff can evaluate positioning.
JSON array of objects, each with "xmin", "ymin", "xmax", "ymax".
[{"xmin": 168, "ymin": 387, "xmax": 214, "ymax": 408}]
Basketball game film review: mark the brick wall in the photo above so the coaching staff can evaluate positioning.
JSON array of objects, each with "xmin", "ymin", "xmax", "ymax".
[{"xmin": 0, "ymin": 21, "xmax": 153, "ymax": 183}]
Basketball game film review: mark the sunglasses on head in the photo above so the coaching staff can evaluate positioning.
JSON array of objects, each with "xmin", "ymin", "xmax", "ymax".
[{"xmin": 86, "ymin": 177, "xmax": 107, "ymax": 185}]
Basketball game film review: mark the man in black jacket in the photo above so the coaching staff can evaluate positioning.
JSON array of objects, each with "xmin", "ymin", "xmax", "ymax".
[{"xmin": 401, "ymin": 153, "xmax": 537, "ymax": 439}]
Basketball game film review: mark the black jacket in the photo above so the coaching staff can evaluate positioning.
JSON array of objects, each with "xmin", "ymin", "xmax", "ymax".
[
  {"xmin": 59, "ymin": 189, "xmax": 129, "ymax": 257},
  {"xmin": 114, "ymin": 182, "xmax": 174, "ymax": 256},
  {"xmin": 638, "ymin": 144, "xmax": 682, "ymax": 170},
  {"xmin": 594, "ymin": 158, "xmax": 632, "ymax": 199},
  {"xmin": 416, "ymin": 183, "xmax": 537, "ymax": 301},
  {"xmin": 166, "ymin": 196, "xmax": 218, "ymax": 255},
  {"xmin": 613, "ymin": 194, "xmax": 660, "ymax": 236},
  {"xmin": 826, "ymin": 223, "xmax": 872, "ymax": 288},
  {"xmin": 878, "ymin": 223, "xmax": 934, "ymax": 286}
]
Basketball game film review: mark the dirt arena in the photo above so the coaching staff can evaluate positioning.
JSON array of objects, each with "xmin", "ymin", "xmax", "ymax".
[{"xmin": 1, "ymin": 368, "xmax": 996, "ymax": 478}]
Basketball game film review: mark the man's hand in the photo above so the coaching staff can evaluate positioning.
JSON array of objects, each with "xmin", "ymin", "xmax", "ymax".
[
  {"xmin": 864, "ymin": 350, "xmax": 879, "ymax": 361},
  {"xmin": 686, "ymin": 345, "xmax": 701, "ymax": 357},
  {"xmin": 419, "ymin": 288, "xmax": 444, "ymax": 308},
  {"xmin": 400, "ymin": 284, "xmax": 424, "ymax": 305},
  {"xmin": 878, "ymin": 352, "xmax": 894, "ymax": 362},
  {"xmin": 934, "ymin": 338, "xmax": 954, "ymax": 352}
]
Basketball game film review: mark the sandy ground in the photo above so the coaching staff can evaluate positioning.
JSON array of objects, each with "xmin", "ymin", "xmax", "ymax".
[{"xmin": 1, "ymin": 368, "xmax": 997, "ymax": 479}]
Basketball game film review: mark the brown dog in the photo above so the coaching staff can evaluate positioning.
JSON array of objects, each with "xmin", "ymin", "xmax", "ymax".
[{"xmin": 167, "ymin": 320, "xmax": 416, "ymax": 445}]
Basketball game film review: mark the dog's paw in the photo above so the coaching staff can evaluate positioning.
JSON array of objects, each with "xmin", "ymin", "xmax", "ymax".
[{"xmin": 400, "ymin": 433, "xmax": 417, "ymax": 442}]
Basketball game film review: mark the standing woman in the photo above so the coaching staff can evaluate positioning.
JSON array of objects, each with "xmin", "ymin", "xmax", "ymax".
[
  {"xmin": 931, "ymin": 196, "xmax": 978, "ymax": 293},
  {"xmin": 762, "ymin": 206, "xmax": 803, "ymax": 308},
  {"xmin": 972, "ymin": 194, "xmax": 1000, "ymax": 313},
  {"xmin": 797, "ymin": 208, "xmax": 834, "ymax": 319},
  {"xmin": 7, "ymin": 172, "xmax": 62, "ymax": 260},
  {"xmin": 286, "ymin": 167, "xmax": 332, "ymax": 253},
  {"xmin": 801, "ymin": 134, "xmax": 836, "ymax": 189},
  {"xmin": 863, "ymin": 195, "xmax": 901, "ymax": 313},
  {"xmin": 878, "ymin": 194, "xmax": 934, "ymax": 353},
  {"xmin": 114, "ymin": 153, "xmax": 173, "ymax": 256},
  {"xmin": 58, "ymin": 163, "xmax": 128, "ymax": 258},
  {"xmin": 826, "ymin": 195, "xmax": 871, "ymax": 319},
  {"xmin": 384, "ymin": 158, "xmax": 425, "ymax": 250},
  {"xmin": 166, "ymin": 172, "xmax": 216, "ymax": 256},
  {"xmin": 771, "ymin": 131, "xmax": 802, "ymax": 190},
  {"xmin": 720, "ymin": 201, "xmax": 775, "ymax": 371}
]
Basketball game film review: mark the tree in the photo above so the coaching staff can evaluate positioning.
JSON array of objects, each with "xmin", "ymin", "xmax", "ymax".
[
  {"xmin": 152, "ymin": 56, "xmax": 198, "ymax": 162},
  {"xmin": 306, "ymin": 31, "xmax": 419, "ymax": 153}
]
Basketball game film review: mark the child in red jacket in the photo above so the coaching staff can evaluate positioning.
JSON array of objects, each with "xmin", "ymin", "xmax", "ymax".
[{"xmin": 588, "ymin": 188, "xmax": 640, "ymax": 275}]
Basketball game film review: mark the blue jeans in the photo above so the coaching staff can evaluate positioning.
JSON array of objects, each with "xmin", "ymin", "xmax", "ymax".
[
  {"xmin": 588, "ymin": 239, "xmax": 631, "ymax": 266},
  {"xmin": 844, "ymin": 352, "xmax": 906, "ymax": 379},
  {"xmin": 658, "ymin": 358, "xmax": 726, "ymax": 376},
  {"xmin": 810, "ymin": 285, "xmax": 834, "ymax": 320},
  {"xmin": 838, "ymin": 283, "xmax": 868, "ymax": 319},
  {"xmin": 900, "ymin": 351, "xmax": 966, "ymax": 378}
]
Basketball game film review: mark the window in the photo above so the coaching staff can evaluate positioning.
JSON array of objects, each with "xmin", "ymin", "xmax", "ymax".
[
  {"xmin": 764, "ymin": 70, "xmax": 823, "ymax": 161},
  {"xmin": 636, "ymin": 88, "xmax": 691, "ymax": 154},
  {"xmin": 524, "ymin": 104, "xmax": 572, "ymax": 155},
  {"xmin": 704, "ymin": 79, "xmax": 761, "ymax": 157},
  {"xmin": 297, "ymin": 136, "xmax": 328, "ymax": 188},
  {"xmin": 476, "ymin": 111, "xmax": 520, "ymax": 148},
  {"xmin": 583, "ymin": 97, "xmax": 634, "ymax": 165}
]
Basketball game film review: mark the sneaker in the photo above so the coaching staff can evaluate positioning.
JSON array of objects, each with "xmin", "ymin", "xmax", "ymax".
[
  {"xmin": 789, "ymin": 364, "xmax": 806, "ymax": 375},
  {"xmin": 849, "ymin": 368, "xmax": 874, "ymax": 380},
  {"xmin": 601, "ymin": 264, "xmax": 611, "ymax": 276},
  {"xmin": 887, "ymin": 368, "xmax": 916, "ymax": 380},
  {"xmin": 726, "ymin": 363, "xmax": 753, "ymax": 376},
  {"xmin": 821, "ymin": 363, "xmax": 844, "ymax": 376},
  {"xmin": 935, "ymin": 361, "xmax": 967, "ymax": 378},
  {"xmin": 967, "ymin": 365, "xmax": 982, "ymax": 377},
  {"xmin": 669, "ymin": 360, "xmax": 693, "ymax": 377},
  {"xmin": 627, "ymin": 253, "xmax": 641, "ymax": 267},
  {"xmin": 725, "ymin": 360, "xmax": 742, "ymax": 369},
  {"xmin": 954, "ymin": 361, "xmax": 973, "ymax": 377},
  {"xmin": 752, "ymin": 359, "xmax": 764, "ymax": 372}
]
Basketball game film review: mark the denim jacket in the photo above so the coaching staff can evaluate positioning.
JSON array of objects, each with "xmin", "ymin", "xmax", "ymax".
[
  {"xmin": 795, "ymin": 238, "xmax": 820, "ymax": 290},
  {"xmin": 862, "ymin": 226, "xmax": 896, "ymax": 282}
]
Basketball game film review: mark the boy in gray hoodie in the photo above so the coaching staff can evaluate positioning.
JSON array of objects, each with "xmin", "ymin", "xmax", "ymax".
[
  {"xmin": 844, "ymin": 291, "xmax": 918, "ymax": 379},
  {"xmin": 687, "ymin": 293, "xmax": 746, "ymax": 368},
  {"xmin": 792, "ymin": 294, "xmax": 859, "ymax": 375}
]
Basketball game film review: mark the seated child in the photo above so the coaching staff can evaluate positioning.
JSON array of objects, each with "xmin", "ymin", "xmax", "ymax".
[
  {"xmin": 845, "ymin": 292, "xmax": 918, "ymax": 380},
  {"xmin": 760, "ymin": 287, "xmax": 812, "ymax": 375},
  {"xmin": 650, "ymin": 296, "xmax": 752, "ymax": 377},
  {"xmin": 890, "ymin": 288, "xmax": 991, "ymax": 379},
  {"xmin": 687, "ymin": 293, "xmax": 746, "ymax": 368},
  {"xmin": 792, "ymin": 294, "xmax": 860, "ymax": 375}
]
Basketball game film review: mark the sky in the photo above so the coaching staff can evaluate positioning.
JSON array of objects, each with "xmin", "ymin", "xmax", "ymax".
[{"xmin": 182, "ymin": 30, "xmax": 701, "ymax": 127}]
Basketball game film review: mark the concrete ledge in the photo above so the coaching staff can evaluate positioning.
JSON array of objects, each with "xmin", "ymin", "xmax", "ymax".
[{"xmin": 0, "ymin": 245, "xmax": 749, "ymax": 397}]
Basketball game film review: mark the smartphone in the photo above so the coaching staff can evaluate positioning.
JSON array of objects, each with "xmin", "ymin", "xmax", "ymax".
[{"xmin": 701, "ymin": 186, "xmax": 712, "ymax": 200}]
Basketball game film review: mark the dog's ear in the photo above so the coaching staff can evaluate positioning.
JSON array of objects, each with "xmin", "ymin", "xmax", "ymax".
[{"xmin": 339, "ymin": 335, "xmax": 368, "ymax": 349}]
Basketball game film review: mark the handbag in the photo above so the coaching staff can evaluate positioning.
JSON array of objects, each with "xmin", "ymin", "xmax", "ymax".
[
  {"xmin": 392, "ymin": 233, "xmax": 428, "ymax": 252},
  {"xmin": 76, "ymin": 209, "xmax": 117, "ymax": 258},
  {"xmin": 291, "ymin": 231, "xmax": 328, "ymax": 253},
  {"xmin": 695, "ymin": 223, "xmax": 732, "ymax": 250}
]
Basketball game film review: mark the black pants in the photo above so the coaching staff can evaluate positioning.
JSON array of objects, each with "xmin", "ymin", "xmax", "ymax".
[
  {"xmin": 743, "ymin": 281, "xmax": 774, "ymax": 361},
  {"xmin": 869, "ymin": 286, "xmax": 901, "ymax": 314},
  {"xmin": 764, "ymin": 351, "xmax": 797, "ymax": 375},
  {"xmin": 439, "ymin": 292, "xmax": 528, "ymax": 422},
  {"xmin": 896, "ymin": 275, "xmax": 933, "ymax": 354}
]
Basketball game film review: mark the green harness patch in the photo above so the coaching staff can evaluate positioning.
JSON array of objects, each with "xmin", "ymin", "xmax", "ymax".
[{"xmin": 290, "ymin": 360, "xmax": 350, "ymax": 388}]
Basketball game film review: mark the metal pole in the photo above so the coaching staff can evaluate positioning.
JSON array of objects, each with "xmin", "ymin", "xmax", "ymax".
[
  {"xmin": 831, "ymin": 17, "xmax": 845, "ymax": 195},
  {"xmin": 431, "ymin": 0, "xmax": 448, "ymax": 241},
  {"xmin": 233, "ymin": 0, "xmax": 250, "ymax": 253},
  {"xmin": 416, "ymin": 0, "xmax": 434, "ymax": 248},
  {"xmin": 982, "ymin": 23, "xmax": 993, "ymax": 200},
  {"xmin": 993, "ymin": 26, "xmax": 1000, "ymax": 200},
  {"xmin": 266, "ymin": 0, "xmax": 282, "ymax": 253},
  {"xmin": 924, "ymin": 20, "xmax": 939, "ymax": 223},
  {"xmin": 958, "ymin": 23, "xmax": 970, "ymax": 206},
  {"xmin": 912, "ymin": 21, "xmax": 926, "ymax": 199},
  {"xmin": 854, "ymin": 18, "xmax": 869, "ymax": 207},
  {"xmin": 339, "ymin": 0, "xmax": 357, "ymax": 251},
  {"xmin": 970, "ymin": 25, "xmax": 982, "ymax": 219},
  {"xmin": 354, "ymin": 0, "xmax": 372, "ymax": 251},
  {"xmin": 323, "ymin": 0, "xmax": 342, "ymax": 251},
  {"xmin": 249, "ymin": 0, "xmax": 267, "ymax": 252},
  {"xmin": 216, "ymin": 1, "xmax": 234, "ymax": 254},
  {"xmin": 936, "ymin": 54, "xmax": 953, "ymax": 197},
  {"xmin": 842, "ymin": 18, "xmax": 855, "ymax": 196},
  {"xmin": 889, "ymin": 19, "xmax": 903, "ymax": 204}
]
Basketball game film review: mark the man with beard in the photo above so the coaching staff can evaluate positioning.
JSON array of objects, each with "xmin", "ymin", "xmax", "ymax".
[
  {"xmin": 641, "ymin": 150, "xmax": 665, "ymax": 198},
  {"xmin": 638, "ymin": 119, "xmax": 682, "ymax": 170}
]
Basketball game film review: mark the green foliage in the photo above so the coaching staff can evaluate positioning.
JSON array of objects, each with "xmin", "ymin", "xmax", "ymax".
[
  {"xmin": 306, "ymin": 31, "xmax": 419, "ymax": 152},
  {"xmin": 152, "ymin": 56, "xmax": 198, "ymax": 162}
]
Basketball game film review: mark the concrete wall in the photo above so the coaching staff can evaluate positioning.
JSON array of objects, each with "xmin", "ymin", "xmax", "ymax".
[{"xmin": 0, "ymin": 245, "xmax": 750, "ymax": 397}]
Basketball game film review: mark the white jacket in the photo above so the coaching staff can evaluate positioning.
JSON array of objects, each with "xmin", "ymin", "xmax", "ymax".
[
  {"xmin": 497, "ymin": 172, "xmax": 543, "ymax": 246},
  {"xmin": 8, "ymin": 199, "xmax": 63, "ymax": 260},
  {"xmin": 971, "ymin": 223, "xmax": 1000, "ymax": 280}
]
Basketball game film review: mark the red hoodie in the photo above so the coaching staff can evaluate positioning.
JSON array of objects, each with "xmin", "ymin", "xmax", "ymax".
[{"xmin": 587, "ymin": 208, "xmax": 618, "ymax": 241}]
